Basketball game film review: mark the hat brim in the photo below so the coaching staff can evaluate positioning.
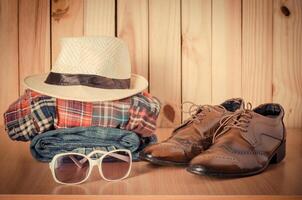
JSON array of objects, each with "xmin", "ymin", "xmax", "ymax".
[{"xmin": 24, "ymin": 73, "xmax": 148, "ymax": 102}]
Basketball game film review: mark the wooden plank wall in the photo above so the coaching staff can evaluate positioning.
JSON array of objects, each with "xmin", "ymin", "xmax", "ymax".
[
  {"xmin": 19, "ymin": 0, "xmax": 50, "ymax": 92},
  {"xmin": 149, "ymin": 0, "xmax": 181, "ymax": 127},
  {"xmin": 212, "ymin": 0, "xmax": 242, "ymax": 104},
  {"xmin": 0, "ymin": 0, "xmax": 19, "ymax": 125},
  {"xmin": 0, "ymin": 0, "xmax": 301, "ymax": 128},
  {"xmin": 242, "ymin": 0, "xmax": 273, "ymax": 106},
  {"xmin": 182, "ymin": 0, "xmax": 212, "ymax": 119},
  {"xmin": 273, "ymin": 0, "xmax": 302, "ymax": 128}
]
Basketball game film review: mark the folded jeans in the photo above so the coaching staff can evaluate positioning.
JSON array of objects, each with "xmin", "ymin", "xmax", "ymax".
[{"xmin": 30, "ymin": 126, "xmax": 157, "ymax": 162}]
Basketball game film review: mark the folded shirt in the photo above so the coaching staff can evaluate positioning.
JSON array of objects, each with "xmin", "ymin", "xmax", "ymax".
[
  {"xmin": 30, "ymin": 126, "xmax": 157, "ymax": 162},
  {"xmin": 56, "ymin": 98, "xmax": 131, "ymax": 130},
  {"xmin": 3, "ymin": 90, "xmax": 56, "ymax": 141},
  {"xmin": 4, "ymin": 90, "xmax": 161, "ymax": 141},
  {"xmin": 125, "ymin": 93, "xmax": 160, "ymax": 135},
  {"xmin": 56, "ymin": 92, "xmax": 161, "ymax": 137}
]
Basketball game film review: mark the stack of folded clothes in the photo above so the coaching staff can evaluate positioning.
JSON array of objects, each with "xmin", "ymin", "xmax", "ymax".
[
  {"xmin": 3, "ymin": 36, "xmax": 161, "ymax": 162},
  {"xmin": 4, "ymin": 89, "xmax": 160, "ymax": 162}
]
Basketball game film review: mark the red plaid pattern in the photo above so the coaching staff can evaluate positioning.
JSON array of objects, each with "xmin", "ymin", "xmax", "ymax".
[
  {"xmin": 56, "ymin": 100, "xmax": 93, "ymax": 128},
  {"xmin": 125, "ymin": 92, "xmax": 161, "ymax": 136},
  {"xmin": 5, "ymin": 90, "xmax": 41, "ymax": 122},
  {"xmin": 56, "ymin": 99, "xmax": 131, "ymax": 129},
  {"xmin": 4, "ymin": 89, "xmax": 161, "ymax": 139},
  {"xmin": 91, "ymin": 99, "xmax": 131, "ymax": 128},
  {"xmin": 4, "ymin": 90, "xmax": 56, "ymax": 141},
  {"xmin": 55, "ymin": 92, "xmax": 161, "ymax": 137}
]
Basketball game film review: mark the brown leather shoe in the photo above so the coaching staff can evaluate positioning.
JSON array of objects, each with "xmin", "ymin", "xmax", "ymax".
[
  {"xmin": 140, "ymin": 98, "xmax": 244, "ymax": 166},
  {"xmin": 187, "ymin": 103, "xmax": 286, "ymax": 177}
]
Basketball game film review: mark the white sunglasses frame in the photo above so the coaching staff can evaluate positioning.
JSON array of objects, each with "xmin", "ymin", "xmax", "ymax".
[{"xmin": 49, "ymin": 149, "xmax": 132, "ymax": 185}]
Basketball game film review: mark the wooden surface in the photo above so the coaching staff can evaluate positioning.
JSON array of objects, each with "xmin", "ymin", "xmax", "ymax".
[
  {"xmin": 117, "ymin": 0, "xmax": 149, "ymax": 81},
  {"xmin": 0, "ymin": 127, "xmax": 302, "ymax": 199},
  {"xmin": 211, "ymin": 0, "xmax": 242, "ymax": 104},
  {"xmin": 19, "ymin": 0, "xmax": 50, "ymax": 92},
  {"xmin": 242, "ymin": 0, "xmax": 273, "ymax": 106},
  {"xmin": 149, "ymin": 0, "xmax": 181, "ymax": 127},
  {"xmin": 273, "ymin": 0, "xmax": 302, "ymax": 128},
  {"xmin": 84, "ymin": 0, "xmax": 115, "ymax": 36},
  {"xmin": 1, "ymin": 196, "xmax": 302, "ymax": 200},
  {"xmin": 0, "ymin": 0, "xmax": 19, "ymax": 125},
  {"xmin": 181, "ymin": 0, "xmax": 212, "ymax": 119},
  {"xmin": 51, "ymin": 0, "xmax": 84, "ymax": 63},
  {"xmin": 0, "ymin": 0, "xmax": 302, "ymax": 128}
]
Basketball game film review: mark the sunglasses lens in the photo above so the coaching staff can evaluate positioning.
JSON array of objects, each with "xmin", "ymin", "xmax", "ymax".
[
  {"xmin": 101, "ymin": 151, "xmax": 131, "ymax": 181},
  {"xmin": 54, "ymin": 154, "xmax": 89, "ymax": 184}
]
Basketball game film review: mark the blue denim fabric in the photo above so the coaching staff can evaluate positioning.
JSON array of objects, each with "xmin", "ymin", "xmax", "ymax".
[{"xmin": 30, "ymin": 126, "xmax": 157, "ymax": 162}]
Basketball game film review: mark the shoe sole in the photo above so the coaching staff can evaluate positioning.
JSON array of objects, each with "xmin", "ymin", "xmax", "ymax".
[
  {"xmin": 139, "ymin": 152, "xmax": 188, "ymax": 166},
  {"xmin": 187, "ymin": 140, "xmax": 286, "ymax": 178}
]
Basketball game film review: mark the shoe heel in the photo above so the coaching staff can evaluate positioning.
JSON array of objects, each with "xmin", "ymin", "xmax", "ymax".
[{"xmin": 270, "ymin": 140, "xmax": 286, "ymax": 164}]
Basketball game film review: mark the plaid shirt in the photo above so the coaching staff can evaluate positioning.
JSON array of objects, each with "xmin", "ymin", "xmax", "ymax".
[
  {"xmin": 4, "ymin": 90, "xmax": 160, "ymax": 140},
  {"xmin": 4, "ymin": 90, "xmax": 56, "ymax": 141},
  {"xmin": 125, "ymin": 93, "xmax": 161, "ymax": 136},
  {"xmin": 56, "ymin": 92, "xmax": 160, "ymax": 137},
  {"xmin": 56, "ymin": 98, "xmax": 131, "ymax": 129}
]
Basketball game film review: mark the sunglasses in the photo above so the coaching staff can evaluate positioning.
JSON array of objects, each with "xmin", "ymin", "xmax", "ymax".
[{"xmin": 49, "ymin": 149, "xmax": 132, "ymax": 185}]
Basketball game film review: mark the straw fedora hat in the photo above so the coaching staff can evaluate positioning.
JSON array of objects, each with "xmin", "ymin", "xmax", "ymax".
[{"xmin": 24, "ymin": 36, "xmax": 148, "ymax": 102}]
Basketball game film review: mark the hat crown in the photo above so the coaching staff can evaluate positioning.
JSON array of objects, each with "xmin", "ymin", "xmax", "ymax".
[{"xmin": 52, "ymin": 37, "xmax": 131, "ymax": 79}]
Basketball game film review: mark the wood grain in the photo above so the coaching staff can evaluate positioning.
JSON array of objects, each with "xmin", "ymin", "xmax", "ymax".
[
  {"xmin": 1, "ymin": 196, "xmax": 302, "ymax": 200},
  {"xmin": 1, "ymin": 0, "xmax": 302, "ymax": 130},
  {"xmin": 273, "ymin": 0, "xmax": 302, "ymax": 128},
  {"xmin": 0, "ymin": 127, "xmax": 301, "ymax": 196},
  {"xmin": 117, "ymin": 0, "xmax": 149, "ymax": 80},
  {"xmin": 242, "ymin": 0, "xmax": 273, "ymax": 106},
  {"xmin": 181, "ymin": 0, "xmax": 212, "ymax": 120},
  {"xmin": 0, "ymin": 0, "xmax": 19, "ymax": 125},
  {"xmin": 19, "ymin": 0, "xmax": 50, "ymax": 92},
  {"xmin": 84, "ymin": 0, "xmax": 115, "ymax": 36},
  {"xmin": 51, "ymin": 0, "xmax": 84, "ymax": 63},
  {"xmin": 212, "ymin": 0, "xmax": 242, "ymax": 104},
  {"xmin": 149, "ymin": 0, "xmax": 181, "ymax": 127}
]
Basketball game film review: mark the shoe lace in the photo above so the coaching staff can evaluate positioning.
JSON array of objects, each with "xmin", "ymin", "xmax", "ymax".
[
  {"xmin": 181, "ymin": 101, "xmax": 226, "ymax": 124},
  {"xmin": 212, "ymin": 102, "xmax": 253, "ymax": 143}
]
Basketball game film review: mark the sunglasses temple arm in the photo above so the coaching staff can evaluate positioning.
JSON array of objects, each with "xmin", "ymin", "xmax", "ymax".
[
  {"xmin": 69, "ymin": 155, "xmax": 84, "ymax": 168},
  {"xmin": 109, "ymin": 152, "xmax": 131, "ymax": 162}
]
